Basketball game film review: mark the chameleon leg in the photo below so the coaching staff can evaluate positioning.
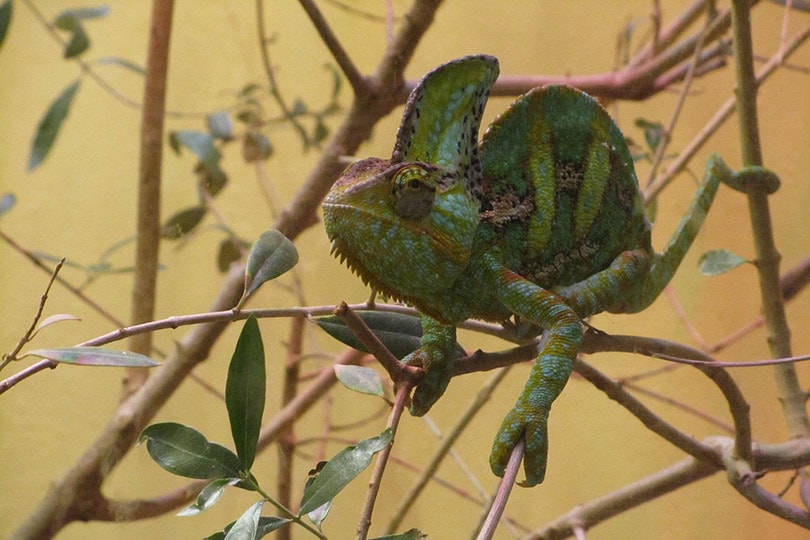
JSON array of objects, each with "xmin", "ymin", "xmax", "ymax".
[
  {"xmin": 552, "ymin": 249, "xmax": 651, "ymax": 318},
  {"xmin": 486, "ymin": 257, "xmax": 583, "ymax": 486},
  {"xmin": 405, "ymin": 316, "xmax": 458, "ymax": 417}
]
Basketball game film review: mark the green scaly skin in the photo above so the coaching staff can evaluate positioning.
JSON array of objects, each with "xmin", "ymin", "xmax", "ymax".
[{"xmin": 323, "ymin": 55, "xmax": 752, "ymax": 486}]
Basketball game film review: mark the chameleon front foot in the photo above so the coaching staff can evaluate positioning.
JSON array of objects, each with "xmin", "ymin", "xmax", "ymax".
[
  {"xmin": 404, "ymin": 348, "xmax": 454, "ymax": 417},
  {"xmin": 490, "ymin": 404, "xmax": 550, "ymax": 487}
]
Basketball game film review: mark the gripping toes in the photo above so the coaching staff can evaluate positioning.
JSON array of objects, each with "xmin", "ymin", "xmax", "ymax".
[
  {"xmin": 405, "ymin": 348, "xmax": 454, "ymax": 416},
  {"xmin": 490, "ymin": 404, "xmax": 550, "ymax": 487}
]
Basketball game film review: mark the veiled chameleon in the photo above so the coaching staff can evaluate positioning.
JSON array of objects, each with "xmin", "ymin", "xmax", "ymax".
[{"xmin": 323, "ymin": 55, "xmax": 742, "ymax": 486}]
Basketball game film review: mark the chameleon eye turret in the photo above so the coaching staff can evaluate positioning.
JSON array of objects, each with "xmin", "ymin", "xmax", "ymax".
[
  {"xmin": 392, "ymin": 165, "xmax": 437, "ymax": 220},
  {"xmin": 324, "ymin": 55, "xmax": 733, "ymax": 486}
]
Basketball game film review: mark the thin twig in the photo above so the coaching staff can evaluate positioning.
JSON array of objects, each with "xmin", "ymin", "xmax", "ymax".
[
  {"xmin": 526, "ymin": 458, "xmax": 717, "ymax": 540},
  {"xmin": 255, "ymin": 0, "xmax": 311, "ymax": 146},
  {"xmin": 386, "ymin": 367, "xmax": 512, "ymax": 534},
  {"xmin": 298, "ymin": 0, "xmax": 367, "ymax": 94},
  {"xmin": 644, "ymin": 23, "xmax": 810, "ymax": 200},
  {"xmin": 356, "ymin": 381, "xmax": 411, "ymax": 540},
  {"xmin": 477, "ymin": 438, "xmax": 523, "ymax": 540},
  {"xmin": 277, "ymin": 316, "xmax": 305, "ymax": 540},
  {"xmin": 3, "ymin": 258, "xmax": 65, "ymax": 369},
  {"xmin": 334, "ymin": 302, "xmax": 419, "ymax": 385}
]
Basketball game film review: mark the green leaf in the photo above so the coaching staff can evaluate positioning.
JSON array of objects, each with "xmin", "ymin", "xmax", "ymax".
[
  {"xmin": 225, "ymin": 500, "xmax": 263, "ymax": 540},
  {"xmin": 239, "ymin": 230, "xmax": 299, "ymax": 305},
  {"xmin": 291, "ymin": 98, "xmax": 307, "ymax": 116},
  {"xmin": 218, "ymin": 237, "xmax": 245, "ymax": 272},
  {"xmin": 207, "ymin": 110, "xmax": 233, "ymax": 140},
  {"xmin": 698, "ymin": 249, "xmax": 748, "ymax": 276},
  {"xmin": 370, "ymin": 530, "xmax": 426, "ymax": 540},
  {"xmin": 242, "ymin": 132, "xmax": 273, "ymax": 162},
  {"xmin": 26, "ymin": 346, "xmax": 159, "ymax": 367},
  {"xmin": 95, "ymin": 56, "xmax": 145, "ymax": 75},
  {"xmin": 53, "ymin": 6, "xmax": 107, "ymax": 59},
  {"xmin": 139, "ymin": 422, "xmax": 243, "ymax": 479},
  {"xmin": 0, "ymin": 0, "xmax": 12, "ymax": 51},
  {"xmin": 169, "ymin": 130, "xmax": 221, "ymax": 173},
  {"xmin": 206, "ymin": 517, "xmax": 290, "ymax": 540},
  {"xmin": 299, "ymin": 428, "xmax": 393, "ymax": 514},
  {"xmin": 324, "ymin": 63, "xmax": 342, "ymax": 101},
  {"xmin": 313, "ymin": 119, "xmax": 329, "ymax": 144},
  {"xmin": 305, "ymin": 497, "xmax": 331, "ymax": 529},
  {"xmin": 0, "ymin": 192, "xmax": 16, "ymax": 217},
  {"xmin": 177, "ymin": 478, "xmax": 239, "ymax": 516},
  {"xmin": 63, "ymin": 23, "xmax": 89, "ymax": 58},
  {"xmin": 28, "ymin": 80, "xmax": 80, "ymax": 170},
  {"xmin": 226, "ymin": 314, "xmax": 266, "ymax": 471},
  {"xmin": 197, "ymin": 162, "xmax": 228, "ymax": 196},
  {"xmin": 635, "ymin": 118, "xmax": 665, "ymax": 153},
  {"xmin": 161, "ymin": 206, "xmax": 207, "ymax": 239},
  {"xmin": 54, "ymin": 6, "xmax": 110, "ymax": 29},
  {"xmin": 334, "ymin": 365, "xmax": 384, "ymax": 398},
  {"xmin": 316, "ymin": 311, "xmax": 465, "ymax": 360}
]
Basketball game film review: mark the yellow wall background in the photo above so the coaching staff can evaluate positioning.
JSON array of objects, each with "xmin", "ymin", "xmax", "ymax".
[{"xmin": 1, "ymin": 1, "xmax": 809, "ymax": 539}]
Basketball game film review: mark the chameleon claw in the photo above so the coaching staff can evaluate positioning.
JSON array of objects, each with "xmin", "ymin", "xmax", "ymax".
[
  {"xmin": 490, "ymin": 406, "xmax": 550, "ymax": 487},
  {"xmin": 404, "ymin": 349, "xmax": 454, "ymax": 416}
]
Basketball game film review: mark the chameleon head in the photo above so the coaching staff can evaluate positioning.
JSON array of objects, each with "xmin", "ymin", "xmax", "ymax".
[{"xmin": 323, "ymin": 156, "xmax": 480, "ymax": 306}]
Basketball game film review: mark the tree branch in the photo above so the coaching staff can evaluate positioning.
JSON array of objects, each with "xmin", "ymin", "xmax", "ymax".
[{"xmin": 123, "ymin": 0, "xmax": 174, "ymax": 397}]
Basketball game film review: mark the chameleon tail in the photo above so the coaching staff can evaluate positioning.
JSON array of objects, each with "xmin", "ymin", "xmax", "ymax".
[{"xmin": 624, "ymin": 154, "xmax": 728, "ymax": 313}]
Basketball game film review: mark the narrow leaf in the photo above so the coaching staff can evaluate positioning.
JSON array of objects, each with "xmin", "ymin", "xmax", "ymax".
[
  {"xmin": 95, "ymin": 56, "xmax": 145, "ymax": 74},
  {"xmin": 698, "ymin": 249, "xmax": 748, "ymax": 276},
  {"xmin": 0, "ymin": 192, "xmax": 16, "ymax": 217},
  {"xmin": 34, "ymin": 313, "xmax": 81, "ymax": 334},
  {"xmin": 26, "ymin": 346, "xmax": 158, "ymax": 367},
  {"xmin": 161, "ymin": 206, "xmax": 207, "ymax": 239},
  {"xmin": 226, "ymin": 314, "xmax": 266, "ymax": 470},
  {"xmin": 139, "ymin": 422, "xmax": 243, "ymax": 479},
  {"xmin": 634, "ymin": 118, "xmax": 665, "ymax": 153},
  {"xmin": 28, "ymin": 80, "xmax": 80, "ymax": 170},
  {"xmin": 207, "ymin": 517, "xmax": 290, "ymax": 540},
  {"xmin": 313, "ymin": 119, "xmax": 329, "ymax": 144},
  {"xmin": 306, "ymin": 498, "xmax": 331, "ymax": 528},
  {"xmin": 0, "ymin": 0, "xmax": 12, "ymax": 51},
  {"xmin": 299, "ymin": 428, "xmax": 393, "ymax": 514},
  {"xmin": 370, "ymin": 530, "xmax": 426, "ymax": 540},
  {"xmin": 64, "ymin": 23, "xmax": 89, "ymax": 58},
  {"xmin": 54, "ymin": 6, "xmax": 109, "ymax": 28},
  {"xmin": 196, "ymin": 161, "xmax": 228, "ymax": 196},
  {"xmin": 334, "ymin": 365, "xmax": 384, "ymax": 397},
  {"xmin": 254, "ymin": 517, "xmax": 290, "ymax": 539},
  {"xmin": 324, "ymin": 62, "xmax": 342, "ymax": 101},
  {"xmin": 177, "ymin": 478, "xmax": 239, "ymax": 516},
  {"xmin": 170, "ymin": 130, "xmax": 221, "ymax": 173},
  {"xmin": 225, "ymin": 500, "xmax": 263, "ymax": 540},
  {"xmin": 207, "ymin": 110, "xmax": 234, "ymax": 140},
  {"xmin": 218, "ymin": 237, "xmax": 245, "ymax": 272},
  {"xmin": 316, "ymin": 311, "xmax": 465, "ymax": 360},
  {"xmin": 239, "ymin": 230, "xmax": 298, "ymax": 305},
  {"xmin": 242, "ymin": 132, "xmax": 272, "ymax": 162}
]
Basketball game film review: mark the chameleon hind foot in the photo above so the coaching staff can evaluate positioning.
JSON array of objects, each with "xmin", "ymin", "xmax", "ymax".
[{"xmin": 490, "ymin": 404, "xmax": 550, "ymax": 487}]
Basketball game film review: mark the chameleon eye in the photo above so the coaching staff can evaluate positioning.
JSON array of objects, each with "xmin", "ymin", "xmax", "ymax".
[{"xmin": 392, "ymin": 165, "xmax": 436, "ymax": 219}]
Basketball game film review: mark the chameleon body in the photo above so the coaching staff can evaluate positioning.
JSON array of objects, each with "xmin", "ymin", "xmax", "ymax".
[{"xmin": 323, "ymin": 55, "xmax": 733, "ymax": 486}]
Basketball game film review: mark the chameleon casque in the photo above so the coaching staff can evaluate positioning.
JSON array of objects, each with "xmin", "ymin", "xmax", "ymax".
[{"xmin": 323, "ymin": 55, "xmax": 736, "ymax": 486}]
